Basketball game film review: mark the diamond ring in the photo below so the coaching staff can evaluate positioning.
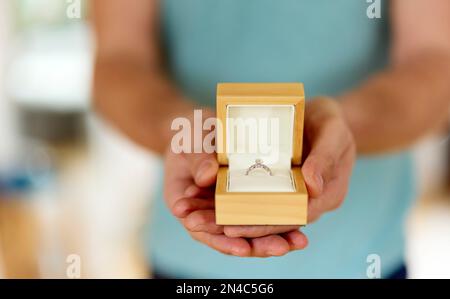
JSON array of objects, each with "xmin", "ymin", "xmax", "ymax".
[{"xmin": 245, "ymin": 159, "xmax": 273, "ymax": 176}]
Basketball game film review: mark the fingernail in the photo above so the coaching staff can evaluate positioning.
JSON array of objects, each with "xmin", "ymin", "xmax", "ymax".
[
  {"xmin": 267, "ymin": 249, "xmax": 282, "ymax": 256},
  {"xmin": 190, "ymin": 223, "xmax": 205, "ymax": 232},
  {"xmin": 232, "ymin": 247, "xmax": 247, "ymax": 256},
  {"xmin": 196, "ymin": 160, "xmax": 212, "ymax": 182},
  {"xmin": 184, "ymin": 185, "xmax": 198, "ymax": 197}
]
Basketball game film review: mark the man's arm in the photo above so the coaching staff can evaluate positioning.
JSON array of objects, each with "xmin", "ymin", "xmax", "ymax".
[
  {"xmin": 92, "ymin": 0, "xmax": 195, "ymax": 154},
  {"xmin": 91, "ymin": 0, "xmax": 450, "ymax": 257},
  {"xmin": 340, "ymin": 0, "xmax": 450, "ymax": 154}
]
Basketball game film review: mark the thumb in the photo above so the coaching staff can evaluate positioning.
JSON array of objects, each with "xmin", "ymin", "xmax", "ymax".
[
  {"xmin": 301, "ymin": 154, "xmax": 331, "ymax": 198},
  {"xmin": 184, "ymin": 153, "xmax": 219, "ymax": 187},
  {"xmin": 302, "ymin": 124, "xmax": 349, "ymax": 198}
]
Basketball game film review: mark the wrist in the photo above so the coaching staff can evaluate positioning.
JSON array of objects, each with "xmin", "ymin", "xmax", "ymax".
[{"xmin": 337, "ymin": 96, "xmax": 367, "ymax": 154}]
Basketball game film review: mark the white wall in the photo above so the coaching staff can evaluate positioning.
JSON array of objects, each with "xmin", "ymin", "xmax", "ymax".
[{"xmin": 0, "ymin": 0, "xmax": 19, "ymax": 167}]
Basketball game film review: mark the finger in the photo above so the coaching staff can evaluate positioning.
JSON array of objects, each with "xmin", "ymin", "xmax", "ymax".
[
  {"xmin": 249, "ymin": 235, "xmax": 291, "ymax": 257},
  {"xmin": 307, "ymin": 150, "xmax": 354, "ymax": 222},
  {"xmin": 172, "ymin": 197, "xmax": 215, "ymax": 218},
  {"xmin": 164, "ymin": 172, "xmax": 193, "ymax": 209},
  {"xmin": 183, "ymin": 184, "xmax": 202, "ymax": 198},
  {"xmin": 184, "ymin": 210, "xmax": 224, "ymax": 234},
  {"xmin": 190, "ymin": 232, "xmax": 251, "ymax": 257},
  {"xmin": 307, "ymin": 178, "xmax": 346, "ymax": 222},
  {"xmin": 302, "ymin": 120, "xmax": 352, "ymax": 198},
  {"xmin": 281, "ymin": 230, "xmax": 309, "ymax": 250},
  {"xmin": 164, "ymin": 151, "xmax": 217, "ymax": 215},
  {"xmin": 184, "ymin": 153, "xmax": 219, "ymax": 187},
  {"xmin": 224, "ymin": 225, "xmax": 299, "ymax": 238},
  {"xmin": 164, "ymin": 151, "xmax": 194, "ymax": 208},
  {"xmin": 184, "ymin": 184, "xmax": 216, "ymax": 199},
  {"xmin": 307, "ymin": 142, "xmax": 355, "ymax": 221}
]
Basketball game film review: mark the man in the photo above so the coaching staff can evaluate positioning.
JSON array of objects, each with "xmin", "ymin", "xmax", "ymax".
[{"xmin": 92, "ymin": 0, "xmax": 450, "ymax": 278}]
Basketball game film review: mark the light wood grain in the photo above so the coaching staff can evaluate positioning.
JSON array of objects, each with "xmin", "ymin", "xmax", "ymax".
[
  {"xmin": 215, "ymin": 83, "xmax": 308, "ymax": 225},
  {"xmin": 215, "ymin": 167, "xmax": 308, "ymax": 225}
]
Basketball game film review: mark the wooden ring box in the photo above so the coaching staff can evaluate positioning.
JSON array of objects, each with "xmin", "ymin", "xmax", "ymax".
[{"xmin": 215, "ymin": 83, "xmax": 308, "ymax": 225}]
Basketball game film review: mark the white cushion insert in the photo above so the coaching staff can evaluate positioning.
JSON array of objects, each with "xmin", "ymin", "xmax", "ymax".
[{"xmin": 228, "ymin": 169, "xmax": 295, "ymax": 192}]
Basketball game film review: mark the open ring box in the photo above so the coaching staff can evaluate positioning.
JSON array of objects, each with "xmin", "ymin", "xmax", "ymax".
[{"xmin": 215, "ymin": 83, "xmax": 308, "ymax": 225}]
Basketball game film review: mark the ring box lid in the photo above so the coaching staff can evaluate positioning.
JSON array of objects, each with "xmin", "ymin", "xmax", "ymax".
[{"xmin": 217, "ymin": 83, "xmax": 305, "ymax": 169}]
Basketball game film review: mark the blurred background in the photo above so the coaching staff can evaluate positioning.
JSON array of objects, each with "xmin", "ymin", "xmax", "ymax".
[{"xmin": 0, "ymin": 0, "xmax": 449, "ymax": 278}]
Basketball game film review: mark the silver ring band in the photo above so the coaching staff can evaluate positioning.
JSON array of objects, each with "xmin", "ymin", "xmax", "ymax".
[{"xmin": 245, "ymin": 159, "xmax": 273, "ymax": 176}]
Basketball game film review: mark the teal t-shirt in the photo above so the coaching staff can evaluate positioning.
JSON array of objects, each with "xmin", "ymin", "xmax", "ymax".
[{"xmin": 148, "ymin": 0, "xmax": 416, "ymax": 278}]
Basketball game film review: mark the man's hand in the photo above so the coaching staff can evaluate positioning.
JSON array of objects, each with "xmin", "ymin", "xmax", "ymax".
[
  {"xmin": 302, "ymin": 98, "xmax": 356, "ymax": 222},
  {"xmin": 163, "ymin": 98, "xmax": 356, "ymax": 257}
]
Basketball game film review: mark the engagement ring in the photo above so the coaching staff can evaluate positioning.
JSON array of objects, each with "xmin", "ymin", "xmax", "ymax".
[{"xmin": 245, "ymin": 159, "xmax": 273, "ymax": 176}]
